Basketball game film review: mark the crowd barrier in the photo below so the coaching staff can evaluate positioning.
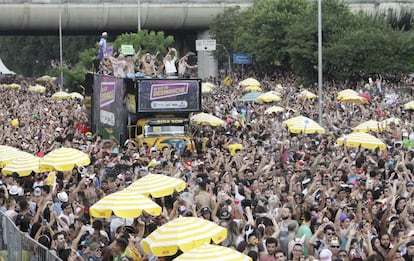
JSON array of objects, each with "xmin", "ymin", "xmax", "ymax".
[{"xmin": 0, "ymin": 211, "xmax": 62, "ymax": 261}]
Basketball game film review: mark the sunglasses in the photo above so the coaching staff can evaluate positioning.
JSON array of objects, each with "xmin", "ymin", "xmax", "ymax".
[{"xmin": 331, "ymin": 245, "xmax": 340, "ymax": 248}]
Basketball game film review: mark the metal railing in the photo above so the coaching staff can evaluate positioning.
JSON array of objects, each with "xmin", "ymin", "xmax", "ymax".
[{"xmin": 0, "ymin": 212, "xmax": 62, "ymax": 261}]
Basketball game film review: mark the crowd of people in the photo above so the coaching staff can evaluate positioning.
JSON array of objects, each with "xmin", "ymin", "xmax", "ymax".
[
  {"xmin": 96, "ymin": 32, "xmax": 197, "ymax": 79},
  {"xmin": 2, "ymin": 57, "xmax": 414, "ymax": 261}
]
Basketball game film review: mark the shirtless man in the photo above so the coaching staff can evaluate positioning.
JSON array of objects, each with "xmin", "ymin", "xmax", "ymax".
[
  {"xmin": 178, "ymin": 52, "xmax": 197, "ymax": 77},
  {"xmin": 195, "ymin": 181, "xmax": 216, "ymax": 211},
  {"xmin": 140, "ymin": 52, "xmax": 157, "ymax": 77}
]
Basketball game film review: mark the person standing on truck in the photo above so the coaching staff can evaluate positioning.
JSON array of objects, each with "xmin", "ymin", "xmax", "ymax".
[
  {"xmin": 164, "ymin": 47, "xmax": 178, "ymax": 77},
  {"xmin": 98, "ymin": 32, "xmax": 108, "ymax": 60}
]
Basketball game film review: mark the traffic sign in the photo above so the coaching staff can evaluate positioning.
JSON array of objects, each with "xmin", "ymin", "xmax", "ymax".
[
  {"xmin": 196, "ymin": 39, "xmax": 217, "ymax": 51},
  {"xmin": 233, "ymin": 53, "xmax": 252, "ymax": 64}
]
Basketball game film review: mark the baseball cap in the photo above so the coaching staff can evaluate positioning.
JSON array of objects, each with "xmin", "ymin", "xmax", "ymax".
[
  {"xmin": 102, "ymin": 32, "xmax": 108, "ymax": 37},
  {"xmin": 89, "ymin": 242, "xmax": 100, "ymax": 251}
]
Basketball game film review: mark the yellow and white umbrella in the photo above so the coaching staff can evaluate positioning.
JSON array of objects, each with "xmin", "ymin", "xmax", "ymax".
[
  {"xmin": 70, "ymin": 92, "xmax": 84, "ymax": 100},
  {"xmin": 201, "ymin": 82, "xmax": 216, "ymax": 94},
  {"xmin": 404, "ymin": 100, "xmax": 414, "ymax": 110},
  {"xmin": 336, "ymin": 132, "xmax": 386, "ymax": 150},
  {"xmin": 337, "ymin": 89, "xmax": 359, "ymax": 99},
  {"xmin": 264, "ymin": 106, "xmax": 284, "ymax": 115},
  {"xmin": 142, "ymin": 217, "xmax": 227, "ymax": 257},
  {"xmin": 0, "ymin": 150, "xmax": 34, "ymax": 168},
  {"xmin": 51, "ymin": 91, "xmax": 72, "ymax": 100},
  {"xmin": 257, "ymin": 91, "xmax": 281, "ymax": 103},
  {"xmin": 40, "ymin": 147, "xmax": 90, "ymax": 171},
  {"xmin": 299, "ymin": 90, "xmax": 317, "ymax": 99},
  {"xmin": 28, "ymin": 85, "xmax": 47, "ymax": 93},
  {"xmin": 243, "ymin": 86, "xmax": 262, "ymax": 93},
  {"xmin": 36, "ymin": 75, "xmax": 57, "ymax": 83},
  {"xmin": 2, "ymin": 155, "xmax": 40, "ymax": 177},
  {"xmin": 353, "ymin": 120, "xmax": 384, "ymax": 133},
  {"xmin": 190, "ymin": 113, "xmax": 226, "ymax": 127},
  {"xmin": 381, "ymin": 117, "xmax": 401, "ymax": 126},
  {"xmin": 282, "ymin": 115, "xmax": 325, "ymax": 134},
  {"xmin": 174, "ymin": 244, "xmax": 252, "ymax": 261},
  {"xmin": 90, "ymin": 190, "xmax": 162, "ymax": 218},
  {"xmin": 240, "ymin": 78, "xmax": 260, "ymax": 87},
  {"xmin": 0, "ymin": 83, "xmax": 21, "ymax": 89},
  {"xmin": 0, "ymin": 145, "xmax": 17, "ymax": 153},
  {"xmin": 127, "ymin": 174, "xmax": 186, "ymax": 198}
]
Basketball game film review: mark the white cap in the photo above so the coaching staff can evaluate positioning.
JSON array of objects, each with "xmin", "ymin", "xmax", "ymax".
[
  {"xmin": 319, "ymin": 249, "xmax": 332, "ymax": 261},
  {"xmin": 57, "ymin": 191, "xmax": 68, "ymax": 203},
  {"xmin": 102, "ymin": 32, "xmax": 108, "ymax": 37}
]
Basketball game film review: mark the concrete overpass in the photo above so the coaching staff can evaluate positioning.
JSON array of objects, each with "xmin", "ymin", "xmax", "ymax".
[{"xmin": 0, "ymin": 0, "xmax": 414, "ymax": 33}]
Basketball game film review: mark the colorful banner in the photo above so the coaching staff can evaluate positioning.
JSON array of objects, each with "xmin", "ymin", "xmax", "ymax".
[{"xmin": 137, "ymin": 79, "xmax": 201, "ymax": 113}]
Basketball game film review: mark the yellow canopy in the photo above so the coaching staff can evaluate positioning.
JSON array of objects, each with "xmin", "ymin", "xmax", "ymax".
[
  {"xmin": 28, "ymin": 85, "xmax": 47, "ymax": 93},
  {"xmin": 353, "ymin": 120, "xmax": 384, "ymax": 133},
  {"xmin": 0, "ymin": 150, "xmax": 35, "ymax": 168},
  {"xmin": 90, "ymin": 189, "xmax": 162, "ymax": 218},
  {"xmin": 70, "ymin": 92, "xmax": 84, "ymax": 100},
  {"xmin": 51, "ymin": 91, "xmax": 72, "ymax": 99},
  {"xmin": 264, "ymin": 106, "xmax": 285, "ymax": 115},
  {"xmin": 282, "ymin": 115, "xmax": 325, "ymax": 134},
  {"xmin": 299, "ymin": 90, "xmax": 317, "ymax": 99},
  {"xmin": 174, "ymin": 244, "xmax": 252, "ymax": 261},
  {"xmin": 190, "ymin": 112, "xmax": 226, "ymax": 127},
  {"xmin": 257, "ymin": 91, "xmax": 281, "ymax": 103},
  {"xmin": 40, "ymin": 147, "xmax": 90, "ymax": 171},
  {"xmin": 127, "ymin": 174, "xmax": 186, "ymax": 198},
  {"xmin": 243, "ymin": 86, "xmax": 263, "ymax": 93},
  {"xmin": 2, "ymin": 155, "xmax": 40, "ymax": 177},
  {"xmin": 240, "ymin": 78, "xmax": 260, "ymax": 87},
  {"xmin": 404, "ymin": 100, "xmax": 414, "ymax": 110},
  {"xmin": 142, "ymin": 217, "xmax": 227, "ymax": 257},
  {"xmin": 337, "ymin": 89, "xmax": 359, "ymax": 100},
  {"xmin": 336, "ymin": 132, "xmax": 386, "ymax": 150}
]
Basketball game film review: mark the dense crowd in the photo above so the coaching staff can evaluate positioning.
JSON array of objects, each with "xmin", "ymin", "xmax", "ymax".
[{"xmin": 2, "ymin": 62, "xmax": 414, "ymax": 261}]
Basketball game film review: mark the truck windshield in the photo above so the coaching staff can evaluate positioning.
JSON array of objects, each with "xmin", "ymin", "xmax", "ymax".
[{"xmin": 144, "ymin": 124, "xmax": 187, "ymax": 137}]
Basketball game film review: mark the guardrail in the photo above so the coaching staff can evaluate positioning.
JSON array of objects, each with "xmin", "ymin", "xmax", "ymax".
[{"xmin": 0, "ymin": 212, "xmax": 62, "ymax": 261}]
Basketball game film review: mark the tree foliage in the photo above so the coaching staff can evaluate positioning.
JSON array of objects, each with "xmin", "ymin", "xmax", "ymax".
[{"xmin": 210, "ymin": 0, "xmax": 414, "ymax": 83}]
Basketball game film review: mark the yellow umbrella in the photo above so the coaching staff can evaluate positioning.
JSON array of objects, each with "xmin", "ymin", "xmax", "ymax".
[
  {"xmin": 1, "ymin": 83, "xmax": 21, "ymax": 89},
  {"xmin": 404, "ymin": 100, "xmax": 414, "ymax": 110},
  {"xmin": 240, "ymin": 78, "xmax": 260, "ymax": 87},
  {"xmin": 243, "ymin": 86, "xmax": 262, "ymax": 93},
  {"xmin": 142, "ymin": 217, "xmax": 227, "ymax": 257},
  {"xmin": 0, "ymin": 150, "xmax": 35, "ymax": 168},
  {"xmin": 127, "ymin": 174, "xmax": 186, "ymax": 198},
  {"xmin": 381, "ymin": 117, "xmax": 401, "ymax": 126},
  {"xmin": 190, "ymin": 113, "xmax": 226, "ymax": 127},
  {"xmin": 40, "ymin": 147, "xmax": 90, "ymax": 171},
  {"xmin": 201, "ymin": 83, "xmax": 214, "ymax": 94},
  {"xmin": 353, "ymin": 120, "xmax": 384, "ymax": 133},
  {"xmin": 257, "ymin": 91, "xmax": 281, "ymax": 103},
  {"xmin": 51, "ymin": 91, "xmax": 72, "ymax": 99},
  {"xmin": 337, "ymin": 94, "xmax": 367, "ymax": 104},
  {"xmin": 336, "ymin": 132, "xmax": 386, "ymax": 150},
  {"xmin": 2, "ymin": 155, "xmax": 40, "ymax": 177},
  {"xmin": 0, "ymin": 145, "xmax": 17, "ymax": 153},
  {"xmin": 36, "ymin": 75, "xmax": 57, "ymax": 83},
  {"xmin": 337, "ymin": 89, "xmax": 359, "ymax": 99},
  {"xmin": 173, "ymin": 244, "xmax": 252, "ymax": 261},
  {"xmin": 90, "ymin": 190, "xmax": 162, "ymax": 218},
  {"xmin": 264, "ymin": 106, "xmax": 285, "ymax": 115},
  {"xmin": 28, "ymin": 85, "xmax": 47, "ymax": 93},
  {"xmin": 282, "ymin": 115, "xmax": 325, "ymax": 134},
  {"xmin": 70, "ymin": 92, "xmax": 84, "ymax": 100},
  {"xmin": 299, "ymin": 90, "xmax": 317, "ymax": 99}
]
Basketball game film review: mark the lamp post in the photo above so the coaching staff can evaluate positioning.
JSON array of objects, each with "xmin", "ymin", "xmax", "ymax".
[
  {"xmin": 137, "ymin": 0, "xmax": 141, "ymax": 31},
  {"xmin": 59, "ymin": 0, "xmax": 63, "ymax": 91},
  {"xmin": 317, "ymin": 0, "xmax": 323, "ymax": 125},
  {"xmin": 216, "ymin": 44, "xmax": 231, "ymax": 77}
]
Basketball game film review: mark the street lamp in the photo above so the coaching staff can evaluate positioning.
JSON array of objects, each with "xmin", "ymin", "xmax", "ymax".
[
  {"xmin": 317, "ymin": 0, "xmax": 323, "ymax": 125},
  {"xmin": 59, "ymin": 0, "xmax": 63, "ymax": 91},
  {"xmin": 216, "ymin": 44, "xmax": 231, "ymax": 76},
  {"xmin": 137, "ymin": 0, "xmax": 141, "ymax": 31}
]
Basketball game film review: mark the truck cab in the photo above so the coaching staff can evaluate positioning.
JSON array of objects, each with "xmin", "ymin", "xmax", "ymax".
[{"xmin": 134, "ymin": 117, "xmax": 197, "ymax": 153}]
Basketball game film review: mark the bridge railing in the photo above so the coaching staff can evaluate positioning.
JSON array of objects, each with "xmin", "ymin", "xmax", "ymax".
[
  {"xmin": 0, "ymin": 211, "xmax": 62, "ymax": 261},
  {"xmin": 0, "ymin": 0, "xmax": 253, "ymax": 3}
]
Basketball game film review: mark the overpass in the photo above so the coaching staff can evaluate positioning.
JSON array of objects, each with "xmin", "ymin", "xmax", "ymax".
[{"xmin": 0, "ymin": 0, "xmax": 414, "ymax": 33}]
